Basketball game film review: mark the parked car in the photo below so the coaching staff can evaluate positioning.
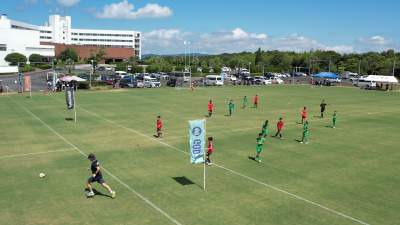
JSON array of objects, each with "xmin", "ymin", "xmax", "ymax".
[
  {"xmin": 99, "ymin": 67, "xmax": 105, "ymax": 71},
  {"xmin": 92, "ymin": 76, "xmax": 101, "ymax": 81},
  {"xmin": 78, "ymin": 73, "xmax": 89, "ymax": 80},
  {"xmin": 120, "ymin": 78, "xmax": 137, "ymax": 88},
  {"xmin": 254, "ymin": 76, "xmax": 272, "ymax": 85},
  {"xmin": 270, "ymin": 77, "xmax": 284, "ymax": 84},
  {"xmin": 352, "ymin": 79, "xmax": 376, "ymax": 88},
  {"xmin": 167, "ymin": 78, "xmax": 178, "ymax": 87},
  {"xmin": 144, "ymin": 78, "xmax": 161, "ymax": 88},
  {"xmin": 106, "ymin": 66, "xmax": 112, "ymax": 71},
  {"xmin": 106, "ymin": 77, "xmax": 115, "ymax": 85},
  {"xmin": 327, "ymin": 78, "xmax": 341, "ymax": 83}
]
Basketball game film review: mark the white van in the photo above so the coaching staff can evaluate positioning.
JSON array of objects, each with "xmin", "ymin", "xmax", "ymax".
[
  {"xmin": 115, "ymin": 71, "xmax": 128, "ymax": 78},
  {"xmin": 353, "ymin": 79, "xmax": 376, "ymax": 88},
  {"xmin": 205, "ymin": 75, "xmax": 223, "ymax": 86}
]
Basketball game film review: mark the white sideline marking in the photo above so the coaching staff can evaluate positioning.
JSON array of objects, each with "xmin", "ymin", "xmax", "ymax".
[
  {"xmin": 0, "ymin": 149, "xmax": 76, "ymax": 159},
  {"xmin": 9, "ymin": 96, "xmax": 181, "ymax": 225},
  {"xmin": 46, "ymin": 95, "xmax": 370, "ymax": 224}
]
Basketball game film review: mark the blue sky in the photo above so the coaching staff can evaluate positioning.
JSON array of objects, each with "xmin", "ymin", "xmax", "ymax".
[{"xmin": 4, "ymin": 0, "xmax": 400, "ymax": 55}]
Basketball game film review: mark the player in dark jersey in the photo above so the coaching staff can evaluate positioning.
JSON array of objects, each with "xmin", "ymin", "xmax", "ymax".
[
  {"xmin": 319, "ymin": 100, "xmax": 330, "ymax": 118},
  {"xmin": 86, "ymin": 153, "xmax": 115, "ymax": 198}
]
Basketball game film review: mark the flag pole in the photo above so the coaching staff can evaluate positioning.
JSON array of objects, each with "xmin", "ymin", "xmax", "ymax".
[
  {"xmin": 30, "ymin": 78, "xmax": 32, "ymax": 98},
  {"xmin": 204, "ymin": 118, "xmax": 206, "ymax": 190}
]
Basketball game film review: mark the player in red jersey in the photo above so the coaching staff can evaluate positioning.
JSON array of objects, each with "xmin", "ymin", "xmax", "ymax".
[
  {"xmin": 156, "ymin": 116, "xmax": 163, "ymax": 138},
  {"xmin": 254, "ymin": 95, "xmax": 258, "ymax": 109},
  {"xmin": 208, "ymin": 100, "xmax": 213, "ymax": 118},
  {"xmin": 301, "ymin": 107, "xmax": 307, "ymax": 124},
  {"xmin": 205, "ymin": 137, "xmax": 213, "ymax": 166},
  {"xmin": 274, "ymin": 118, "xmax": 285, "ymax": 140}
]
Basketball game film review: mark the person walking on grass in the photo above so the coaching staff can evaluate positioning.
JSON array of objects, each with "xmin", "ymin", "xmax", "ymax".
[
  {"xmin": 157, "ymin": 116, "xmax": 163, "ymax": 138},
  {"xmin": 208, "ymin": 100, "xmax": 213, "ymax": 118},
  {"xmin": 319, "ymin": 100, "xmax": 330, "ymax": 118},
  {"xmin": 301, "ymin": 107, "xmax": 307, "ymax": 124},
  {"xmin": 243, "ymin": 96, "xmax": 247, "ymax": 109},
  {"xmin": 261, "ymin": 120, "xmax": 269, "ymax": 138},
  {"xmin": 86, "ymin": 154, "xmax": 115, "ymax": 198},
  {"xmin": 333, "ymin": 111, "xmax": 338, "ymax": 129},
  {"xmin": 191, "ymin": 83, "xmax": 194, "ymax": 92},
  {"xmin": 254, "ymin": 95, "xmax": 258, "ymax": 109},
  {"xmin": 205, "ymin": 137, "xmax": 213, "ymax": 166},
  {"xmin": 274, "ymin": 118, "xmax": 285, "ymax": 140},
  {"xmin": 255, "ymin": 133, "xmax": 265, "ymax": 163},
  {"xmin": 300, "ymin": 121, "xmax": 309, "ymax": 144},
  {"xmin": 228, "ymin": 100, "xmax": 234, "ymax": 117}
]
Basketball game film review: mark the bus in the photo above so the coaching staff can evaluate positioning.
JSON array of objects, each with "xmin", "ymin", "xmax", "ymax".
[{"xmin": 170, "ymin": 71, "xmax": 191, "ymax": 82}]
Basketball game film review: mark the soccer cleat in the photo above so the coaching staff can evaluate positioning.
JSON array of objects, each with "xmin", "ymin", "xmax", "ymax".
[
  {"xmin": 208, "ymin": 163, "xmax": 212, "ymax": 166},
  {"xmin": 86, "ymin": 192, "xmax": 94, "ymax": 197},
  {"xmin": 281, "ymin": 137, "xmax": 283, "ymax": 140},
  {"xmin": 161, "ymin": 134, "xmax": 163, "ymax": 138},
  {"xmin": 274, "ymin": 136, "xmax": 277, "ymax": 138},
  {"xmin": 300, "ymin": 142, "xmax": 303, "ymax": 144},
  {"xmin": 333, "ymin": 127, "xmax": 335, "ymax": 129},
  {"xmin": 259, "ymin": 160, "xmax": 261, "ymax": 163},
  {"xmin": 306, "ymin": 142, "xmax": 309, "ymax": 144},
  {"xmin": 111, "ymin": 191, "xmax": 115, "ymax": 199}
]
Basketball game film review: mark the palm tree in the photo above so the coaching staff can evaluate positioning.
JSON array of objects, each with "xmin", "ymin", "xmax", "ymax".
[
  {"xmin": 123, "ymin": 58, "xmax": 131, "ymax": 67},
  {"xmin": 174, "ymin": 55, "xmax": 183, "ymax": 65},
  {"xmin": 192, "ymin": 56, "xmax": 199, "ymax": 66},
  {"xmin": 64, "ymin": 58, "xmax": 75, "ymax": 74}
]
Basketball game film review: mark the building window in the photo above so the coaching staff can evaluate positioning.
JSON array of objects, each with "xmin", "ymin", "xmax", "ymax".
[
  {"xmin": 40, "ymin": 36, "xmax": 52, "ymax": 39},
  {"xmin": 0, "ymin": 44, "xmax": 6, "ymax": 51}
]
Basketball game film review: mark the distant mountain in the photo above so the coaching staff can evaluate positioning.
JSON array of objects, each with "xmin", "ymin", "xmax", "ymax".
[{"xmin": 141, "ymin": 53, "xmax": 209, "ymax": 58}]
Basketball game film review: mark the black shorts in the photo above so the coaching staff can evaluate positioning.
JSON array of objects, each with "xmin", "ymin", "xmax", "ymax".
[
  {"xmin": 206, "ymin": 152, "xmax": 212, "ymax": 157},
  {"xmin": 277, "ymin": 129, "xmax": 281, "ymax": 132},
  {"xmin": 321, "ymin": 109, "xmax": 325, "ymax": 112},
  {"xmin": 157, "ymin": 129, "xmax": 161, "ymax": 132},
  {"xmin": 88, "ymin": 176, "xmax": 105, "ymax": 184},
  {"xmin": 209, "ymin": 110, "xmax": 212, "ymax": 112},
  {"xmin": 302, "ymin": 116, "xmax": 306, "ymax": 118},
  {"xmin": 255, "ymin": 102, "xmax": 258, "ymax": 105}
]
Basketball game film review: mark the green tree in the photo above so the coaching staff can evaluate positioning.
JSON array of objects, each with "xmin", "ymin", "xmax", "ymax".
[
  {"xmin": 131, "ymin": 65, "xmax": 143, "ymax": 73},
  {"xmin": 192, "ymin": 56, "xmax": 199, "ymax": 66},
  {"xmin": 190, "ymin": 66, "xmax": 197, "ymax": 73},
  {"xmin": 174, "ymin": 55, "xmax": 183, "ymax": 65},
  {"xmin": 115, "ymin": 65, "xmax": 127, "ymax": 72},
  {"xmin": 255, "ymin": 47, "xmax": 262, "ymax": 65},
  {"xmin": 214, "ymin": 66, "xmax": 221, "ymax": 74},
  {"xmin": 87, "ymin": 46, "xmax": 108, "ymax": 73},
  {"xmin": 201, "ymin": 61, "xmax": 208, "ymax": 67},
  {"xmin": 64, "ymin": 58, "xmax": 75, "ymax": 74},
  {"xmin": 175, "ymin": 65, "xmax": 185, "ymax": 71},
  {"xmin": 160, "ymin": 62, "xmax": 173, "ymax": 73},
  {"xmin": 202, "ymin": 66, "xmax": 210, "ymax": 73},
  {"xmin": 28, "ymin": 54, "xmax": 46, "ymax": 65},
  {"xmin": 123, "ymin": 58, "xmax": 131, "ymax": 67},
  {"xmin": 4, "ymin": 52, "xmax": 27, "ymax": 65},
  {"xmin": 58, "ymin": 49, "xmax": 78, "ymax": 62}
]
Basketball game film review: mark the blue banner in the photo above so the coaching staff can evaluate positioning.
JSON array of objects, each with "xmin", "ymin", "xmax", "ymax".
[
  {"xmin": 189, "ymin": 119, "xmax": 205, "ymax": 164},
  {"xmin": 221, "ymin": 73, "xmax": 224, "ymax": 83}
]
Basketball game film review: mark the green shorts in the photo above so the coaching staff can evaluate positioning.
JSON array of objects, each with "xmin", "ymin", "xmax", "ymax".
[
  {"xmin": 244, "ymin": 102, "xmax": 247, "ymax": 105},
  {"xmin": 303, "ymin": 132, "xmax": 308, "ymax": 137},
  {"xmin": 256, "ymin": 147, "xmax": 263, "ymax": 152},
  {"xmin": 261, "ymin": 130, "xmax": 267, "ymax": 136},
  {"xmin": 333, "ymin": 119, "xmax": 337, "ymax": 122},
  {"xmin": 229, "ymin": 108, "xmax": 233, "ymax": 111}
]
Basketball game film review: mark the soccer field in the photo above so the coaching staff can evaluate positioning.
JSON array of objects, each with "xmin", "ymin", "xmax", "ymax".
[{"xmin": 1, "ymin": 85, "xmax": 399, "ymax": 224}]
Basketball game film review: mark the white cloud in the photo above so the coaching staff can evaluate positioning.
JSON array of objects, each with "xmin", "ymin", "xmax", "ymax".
[
  {"xmin": 93, "ymin": 1, "xmax": 173, "ymax": 19},
  {"xmin": 81, "ymin": 7, "xmax": 96, "ymax": 12},
  {"xmin": 142, "ymin": 28, "xmax": 357, "ymax": 54},
  {"xmin": 24, "ymin": 0, "xmax": 38, "ymax": 4},
  {"xmin": 44, "ymin": 0, "xmax": 52, "ymax": 4},
  {"xmin": 356, "ymin": 36, "xmax": 393, "ymax": 45},
  {"xmin": 56, "ymin": 0, "xmax": 81, "ymax": 7}
]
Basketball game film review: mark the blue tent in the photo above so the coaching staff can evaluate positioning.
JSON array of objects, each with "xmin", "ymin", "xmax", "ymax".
[{"xmin": 312, "ymin": 72, "xmax": 341, "ymax": 79}]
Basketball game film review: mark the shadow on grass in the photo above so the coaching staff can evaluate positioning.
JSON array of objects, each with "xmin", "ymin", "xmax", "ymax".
[
  {"xmin": 85, "ymin": 188, "xmax": 110, "ymax": 198},
  {"xmin": 172, "ymin": 176, "xmax": 203, "ymax": 189},
  {"xmin": 205, "ymin": 115, "xmax": 209, "ymax": 117},
  {"xmin": 65, "ymin": 118, "xmax": 73, "ymax": 121},
  {"xmin": 224, "ymin": 115, "xmax": 231, "ymax": 117},
  {"xmin": 294, "ymin": 140, "xmax": 302, "ymax": 142},
  {"xmin": 296, "ymin": 122, "xmax": 303, "ymax": 124},
  {"xmin": 248, "ymin": 156, "xmax": 256, "ymax": 161},
  {"xmin": 325, "ymin": 126, "xmax": 332, "ymax": 128}
]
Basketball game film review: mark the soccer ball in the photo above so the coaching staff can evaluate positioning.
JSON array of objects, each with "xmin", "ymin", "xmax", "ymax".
[{"xmin": 39, "ymin": 173, "xmax": 45, "ymax": 178}]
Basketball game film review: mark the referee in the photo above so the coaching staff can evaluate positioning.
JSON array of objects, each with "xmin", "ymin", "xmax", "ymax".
[{"xmin": 319, "ymin": 100, "xmax": 330, "ymax": 118}]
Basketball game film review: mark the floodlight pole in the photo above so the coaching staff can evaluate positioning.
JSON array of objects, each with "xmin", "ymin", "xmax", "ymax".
[
  {"xmin": 392, "ymin": 60, "xmax": 395, "ymax": 90},
  {"xmin": 90, "ymin": 60, "xmax": 93, "ymax": 89},
  {"xmin": 358, "ymin": 60, "xmax": 361, "ymax": 87},
  {"xmin": 309, "ymin": 60, "xmax": 311, "ymax": 83}
]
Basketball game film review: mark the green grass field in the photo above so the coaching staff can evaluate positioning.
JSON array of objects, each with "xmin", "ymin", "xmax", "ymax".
[{"xmin": 1, "ymin": 85, "xmax": 399, "ymax": 224}]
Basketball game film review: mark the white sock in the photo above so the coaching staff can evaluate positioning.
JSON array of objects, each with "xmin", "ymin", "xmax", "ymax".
[{"xmin": 110, "ymin": 190, "xmax": 113, "ymax": 194}]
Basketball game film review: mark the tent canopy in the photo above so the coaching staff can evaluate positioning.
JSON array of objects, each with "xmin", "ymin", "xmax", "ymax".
[
  {"xmin": 63, "ymin": 76, "xmax": 86, "ymax": 82},
  {"xmin": 312, "ymin": 72, "xmax": 341, "ymax": 79},
  {"xmin": 364, "ymin": 75, "xmax": 398, "ymax": 83}
]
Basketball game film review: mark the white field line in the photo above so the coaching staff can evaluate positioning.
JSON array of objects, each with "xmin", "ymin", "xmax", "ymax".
[
  {"xmin": 9, "ymin": 96, "xmax": 181, "ymax": 225},
  {"xmin": 0, "ymin": 149, "xmax": 76, "ymax": 159},
  {"xmin": 47, "ymin": 95, "xmax": 370, "ymax": 225}
]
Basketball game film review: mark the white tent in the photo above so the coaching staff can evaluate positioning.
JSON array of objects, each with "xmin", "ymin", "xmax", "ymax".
[
  {"xmin": 365, "ymin": 75, "xmax": 398, "ymax": 83},
  {"xmin": 63, "ymin": 76, "xmax": 86, "ymax": 82},
  {"xmin": 0, "ymin": 66, "xmax": 18, "ymax": 74}
]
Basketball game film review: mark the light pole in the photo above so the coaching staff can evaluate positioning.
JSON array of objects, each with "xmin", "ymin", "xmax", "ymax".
[
  {"xmin": 90, "ymin": 60, "xmax": 93, "ymax": 89},
  {"xmin": 249, "ymin": 62, "xmax": 251, "ymax": 75}
]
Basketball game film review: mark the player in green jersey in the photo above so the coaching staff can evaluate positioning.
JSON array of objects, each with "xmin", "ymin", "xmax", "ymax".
[
  {"xmin": 243, "ymin": 96, "xmax": 247, "ymax": 109},
  {"xmin": 255, "ymin": 133, "xmax": 265, "ymax": 162},
  {"xmin": 333, "ymin": 111, "xmax": 337, "ymax": 128},
  {"xmin": 300, "ymin": 121, "xmax": 309, "ymax": 144},
  {"xmin": 261, "ymin": 120, "xmax": 269, "ymax": 138},
  {"xmin": 228, "ymin": 100, "xmax": 234, "ymax": 117}
]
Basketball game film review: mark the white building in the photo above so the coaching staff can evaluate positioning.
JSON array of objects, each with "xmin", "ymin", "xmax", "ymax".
[
  {"xmin": 0, "ymin": 13, "xmax": 141, "ymax": 66},
  {"xmin": 0, "ymin": 14, "xmax": 55, "ymax": 66}
]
